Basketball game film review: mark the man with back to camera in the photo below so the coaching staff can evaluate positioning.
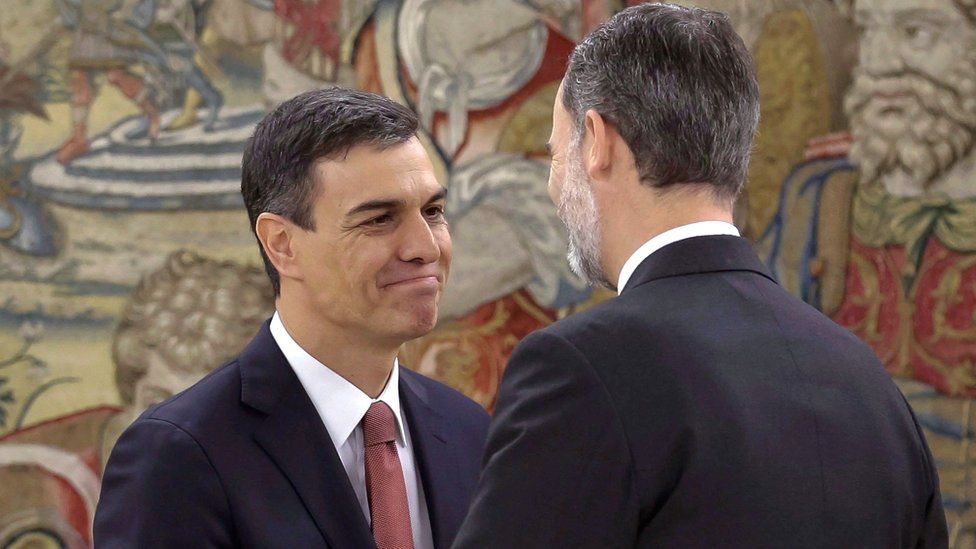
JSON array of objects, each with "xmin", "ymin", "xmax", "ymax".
[
  {"xmin": 453, "ymin": 3, "xmax": 947, "ymax": 548},
  {"xmin": 94, "ymin": 88, "xmax": 490, "ymax": 548}
]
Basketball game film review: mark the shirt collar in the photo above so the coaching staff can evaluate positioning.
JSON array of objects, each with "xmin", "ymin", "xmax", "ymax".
[
  {"xmin": 269, "ymin": 312, "xmax": 406, "ymax": 449},
  {"xmin": 616, "ymin": 220, "xmax": 740, "ymax": 294}
]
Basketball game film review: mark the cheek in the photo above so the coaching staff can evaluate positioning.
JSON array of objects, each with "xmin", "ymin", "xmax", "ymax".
[
  {"xmin": 904, "ymin": 30, "xmax": 972, "ymax": 78},
  {"xmin": 307, "ymin": 235, "xmax": 369, "ymax": 287},
  {"xmin": 352, "ymin": 253, "xmax": 385, "ymax": 290},
  {"xmin": 903, "ymin": 49, "xmax": 953, "ymax": 80},
  {"xmin": 360, "ymin": 240, "xmax": 405, "ymax": 292}
]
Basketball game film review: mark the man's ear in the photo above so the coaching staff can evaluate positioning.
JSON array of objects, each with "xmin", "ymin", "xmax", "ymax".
[
  {"xmin": 583, "ymin": 108, "xmax": 613, "ymax": 180},
  {"xmin": 255, "ymin": 213, "xmax": 304, "ymax": 283}
]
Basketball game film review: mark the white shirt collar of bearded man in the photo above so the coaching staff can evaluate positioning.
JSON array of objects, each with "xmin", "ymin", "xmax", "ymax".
[{"xmin": 616, "ymin": 221, "xmax": 741, "ymax": 294}]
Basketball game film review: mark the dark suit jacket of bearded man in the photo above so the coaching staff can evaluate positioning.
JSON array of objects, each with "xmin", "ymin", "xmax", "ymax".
[{"xmin": 454, "ymin": 235, "xmax": 947, "ymax": 548}]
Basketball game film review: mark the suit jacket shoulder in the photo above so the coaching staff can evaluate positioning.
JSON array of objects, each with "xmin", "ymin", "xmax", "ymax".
[
  {"xmin": 456, "ymin": 236, "xmax": 947, "ymax": 547},
  {"xmin": 95, "ymin": 360, "xmax": 244, "ymax": 547},
  {"xmin": 140, "ymin": 358, "xmax": 247, "ymax": 437}
]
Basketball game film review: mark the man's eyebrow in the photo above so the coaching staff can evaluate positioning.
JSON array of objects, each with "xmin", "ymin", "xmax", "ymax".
[
  {"xmin": 545, "ymin": 142, "xmax": 553, "ymax": 156},
  {"xmin": 345, "ymin": 198, "xmax": 405, "ymax": 218},
  {"xmin": 425, "ymin": 188, "xmax": 448, "ymax": 205},
  {"xmin": 345, "ymin": 188, "xmax": 447, "ymax": 218}
]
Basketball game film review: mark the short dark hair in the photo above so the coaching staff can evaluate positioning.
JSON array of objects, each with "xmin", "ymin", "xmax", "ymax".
[
  {"xmin": 241, "ymin": 87, "xmax": 419, "ymax": 294},
  {"xmin": 562, "ymin": 3, "xmax": 760, "ymax": 201}
]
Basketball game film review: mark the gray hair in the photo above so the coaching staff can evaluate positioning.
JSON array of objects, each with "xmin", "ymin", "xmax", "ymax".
[{"xmin": 561, "ymin": 2, "xmax": 760, "ymax": 201}]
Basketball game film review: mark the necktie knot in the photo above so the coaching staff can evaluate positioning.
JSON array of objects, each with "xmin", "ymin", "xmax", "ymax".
[{"xmin": 362, "ymin": 401, "xmax": 397, "ymax": 447}]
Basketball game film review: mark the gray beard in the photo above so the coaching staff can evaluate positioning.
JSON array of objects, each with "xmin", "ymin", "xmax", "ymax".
[
  {"xmin": 845, "ymin": 65, "xmax": 976, "ymax": 189},
  {"xmin": 557, "ymin": 148, "xmax": 610, "ymax": 288}
]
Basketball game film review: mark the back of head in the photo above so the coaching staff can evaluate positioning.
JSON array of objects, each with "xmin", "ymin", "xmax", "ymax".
[{"xmin": 562, "ymin": 2, "xmax": 760, "ymax": 202}]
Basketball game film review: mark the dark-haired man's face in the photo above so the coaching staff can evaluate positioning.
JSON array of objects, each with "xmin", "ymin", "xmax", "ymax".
[{"xmin": 291, "ymin": 138, "xmax": 451, "ymax": 345}]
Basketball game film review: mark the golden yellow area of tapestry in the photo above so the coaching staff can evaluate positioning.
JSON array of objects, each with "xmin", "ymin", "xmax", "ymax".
[
  {"xmin": 498, "ymin": 82, "xmax": 558, "ymax": 157},
  {"xmin": 0, "ymin": 324, "xmax": 117, "ymax": 436},
  {"xmin": 814, "ymin": 170, "xmax": 857, "ymax": 315},
  {"xmin": 847, "ymin": 251, "xmax": 885, "ymax": 344},
  {"xmin": 745, "ymin": 10, "xmax": 832, "ymax": 237}
]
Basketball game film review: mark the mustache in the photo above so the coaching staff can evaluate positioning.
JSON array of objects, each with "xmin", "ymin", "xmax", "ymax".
[
  {"xmin": 845, "ymin": 68, "xmax": 976, "ymax": 127},
  {"xmin": 845, "ymin": 66, "xmax": 976, "ymax": 185},
  {"xmin": 856, "ymin": 68, "xmax": 966, "ymax": 101}
]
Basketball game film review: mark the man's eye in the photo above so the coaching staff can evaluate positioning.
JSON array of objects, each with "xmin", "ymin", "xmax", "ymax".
[
  {"xmin": 425, "ymin": 206, "xmax": 446, "ymax": 220},
  {"xmin": 903, "ymin": 23, "xmax": 936, "ymax": 46},
  {"xmin": 365, "ymin": 214, "xmax": 392, "ymax": 226}
]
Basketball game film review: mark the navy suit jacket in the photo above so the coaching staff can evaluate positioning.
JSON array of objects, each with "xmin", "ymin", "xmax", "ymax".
[
  {"xmin": 95, "ymin": 321, "xmax": 489, "ymax": 548},
  {"xmin": 454, "ymin": 235, "xmax": 947, "ymax": 548}
]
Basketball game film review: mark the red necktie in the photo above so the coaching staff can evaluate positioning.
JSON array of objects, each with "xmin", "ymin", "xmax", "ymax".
[{"xmin": 362, "ymin": 401, "xmax": 415, "ymax": 549}]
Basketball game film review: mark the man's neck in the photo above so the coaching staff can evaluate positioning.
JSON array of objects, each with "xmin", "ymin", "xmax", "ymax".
[
  {"xmin": 600, "ymin": 188, "xmax": 734, "ymax": 282},
  {"xmin": 275, "ymin": 298, "xmax": 398, "ymax": 398}
]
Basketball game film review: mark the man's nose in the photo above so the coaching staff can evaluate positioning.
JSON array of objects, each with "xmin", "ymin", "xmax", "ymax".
[
  {"xmin": 398, "ymin": 213, "xmax": 442, "ymax": 264},
  {"xmin": 859, "ymin": 30, "xmax": 905, "ymax": 77}
]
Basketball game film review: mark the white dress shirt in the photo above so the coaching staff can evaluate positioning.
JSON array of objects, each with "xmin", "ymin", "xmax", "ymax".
[
  {"xmin": 616, "ymin": 220, "xmax": 741, "ymax": 294},
  {"xmin": 270, "ymin": 313, "xmax": 434, "ymax": 549}
]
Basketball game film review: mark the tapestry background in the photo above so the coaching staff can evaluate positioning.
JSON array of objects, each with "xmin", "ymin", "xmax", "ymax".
[{"xmin": 0, "ymin": 0, "xmax": 974, "ymax": 546}]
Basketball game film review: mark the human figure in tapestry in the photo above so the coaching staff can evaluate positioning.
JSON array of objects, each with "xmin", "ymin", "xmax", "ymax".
[
  {"xmin": 762, "ymin": 0, "xmax": 976, "ymax": 402},
  {"xmin": 55, "ymin": 0, "xmax": 164, "ymax": 164},
  {"xmin": 760, "ymin": 0, "xmax": 976, "ymax": 539}
]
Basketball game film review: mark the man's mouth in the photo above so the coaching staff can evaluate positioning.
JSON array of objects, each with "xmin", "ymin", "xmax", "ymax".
[
  {"xmin": 873, "ymin": 90, "xmax": 912, "ymax": 100},
  {"xmin": 382, "ymin": 274, "xmax": 442, "ymax": 289},
  {"xmin": 868, "ymin": 90, "xmax": 915, "ymax": 117},
  {"xmin": 878, "ymin": 105, "xmax": 906, "ymax": 116}
]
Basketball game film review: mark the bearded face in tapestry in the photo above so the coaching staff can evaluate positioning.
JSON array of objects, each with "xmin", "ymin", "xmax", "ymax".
[
  {"xmin": 763, "ymin": 0, "xmax": 976, "ymax": 396},
  {"xmin": 832, "ymin": 0, "xmax": 976, "ymax": 395}
]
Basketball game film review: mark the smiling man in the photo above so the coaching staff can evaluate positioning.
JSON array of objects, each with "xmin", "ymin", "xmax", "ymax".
[{"xmin": 94, "ymin": 88, "xmax": 489, "ymax": 549}]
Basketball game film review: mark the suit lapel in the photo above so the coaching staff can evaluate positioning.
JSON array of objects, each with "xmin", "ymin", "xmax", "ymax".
[
  {"xmin": 399, "ymin": 370, "xmax": 458, "ymax": 549},
  {"xmin": 240, "ymin": 322, "xmax": 375, "ymax": 549}
]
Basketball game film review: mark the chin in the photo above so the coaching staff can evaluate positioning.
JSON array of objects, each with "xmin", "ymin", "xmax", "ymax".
[
  {"xmin": 385, "ymin": 305, "xmax": 439, "ymax": 343},
  {"xmin": 407, "ymin": 314, "xmax": 439, "ymax": 339}
]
